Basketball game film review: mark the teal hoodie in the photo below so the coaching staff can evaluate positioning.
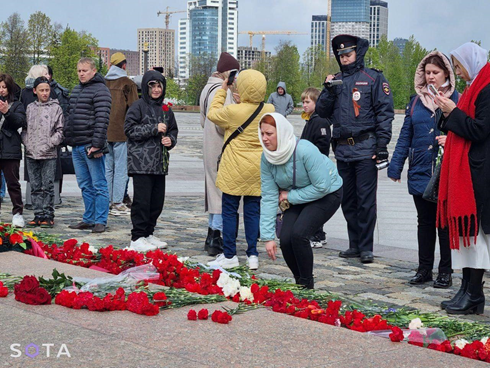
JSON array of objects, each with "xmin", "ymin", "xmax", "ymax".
[{"xmin": 260, "ymin": 139, "xmax": 343, "ymax": 241}]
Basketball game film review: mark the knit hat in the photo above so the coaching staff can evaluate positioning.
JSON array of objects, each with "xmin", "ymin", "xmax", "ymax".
[
  {"xmin": 33, "ymin": 76, "xmax": 50, "ymax": 89},
  {"xmin": 217, "ymin": 52, "xmax": 240, "ymax": 73},
  {"xmin": 110, "ymin": 52, "xmax": 126, "ymax": 66}
]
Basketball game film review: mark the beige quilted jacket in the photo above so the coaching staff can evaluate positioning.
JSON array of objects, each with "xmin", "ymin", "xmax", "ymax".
[{"xmin": 207, "ymin": 69, "xmax": 274, "ymax": 196}]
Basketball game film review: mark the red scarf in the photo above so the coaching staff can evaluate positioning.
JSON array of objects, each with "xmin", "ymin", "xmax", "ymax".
[{"xmin": 437, "ymin": 62, "xmax": 490, "ymax": 249}]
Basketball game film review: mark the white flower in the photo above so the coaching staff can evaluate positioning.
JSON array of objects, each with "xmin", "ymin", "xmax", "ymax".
[
  {"xmin": 88, "ymin": 245, "xmax": 98, "ymax": 254},
  {"xmin": 481, "ymin": 337, "xmax": 489, "ymax": 345},
  {"xmin": 222, "ymin": 278, "xmax": 240, "ymax": 297},
  {"xmin": 408, "ymin": 318, "xmax": 423, "ymax": 330},
  {"xmin": 454, "ymin": 339, "xmax": 469, "ymax": 349},
  {"xmin": 217, "ymin": 273, "xmax": 231, "ymax": 288},
  {"xmin": 239, "ymin": 286, "xmax": 253, "ymax": 301},
  {"xmin": 177, "ymin": 256, "xmax": 189, "ymax": 263}
]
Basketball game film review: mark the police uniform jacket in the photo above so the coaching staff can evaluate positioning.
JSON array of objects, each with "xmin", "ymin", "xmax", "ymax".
[{"xmin": 316, "ymin": 36, "xmax": 394, "ymax": 162}]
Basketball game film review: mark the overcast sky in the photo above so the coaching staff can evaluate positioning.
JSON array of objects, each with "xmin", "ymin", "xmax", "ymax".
[{"xmin": 2, "ymin": 0, "xmax": 489, "ymax": 57}]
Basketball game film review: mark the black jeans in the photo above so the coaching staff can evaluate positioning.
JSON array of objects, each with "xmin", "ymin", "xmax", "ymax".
[
  {"xmin": 131, "ymin": 174, "xmax": 166, "ymax": 241},
  {"xmin": 413, "ymin": 195, "xmax": 451, "ymax": 273},
  {"xmin": 26, "ymin": 158, "xmax": 56, "ymax": 218},
  {"xmin": 280, "ymin": 188, "xmax": 342, "ymax": 282},
  {"xmin": 0, "ymin": 159, "xmax": 23, "ymax": 215},
  {"xmin": 337, "ymin": 159, "xmax": 378, "ymax": 253}
]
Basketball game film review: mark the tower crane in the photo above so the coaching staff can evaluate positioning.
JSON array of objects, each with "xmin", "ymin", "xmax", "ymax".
[
  {"xmin": 157, "ymin": 6, "xmax": 187, "ymax": 29},
  {"xmin": 238, "ymin": 31, "xmax": 308, "ymax": 60}
]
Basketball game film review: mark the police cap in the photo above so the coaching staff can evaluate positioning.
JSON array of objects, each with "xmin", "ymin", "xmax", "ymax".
[{"xmin": 332, "ymin": 35, "xmax": 357, "ymax": 55}]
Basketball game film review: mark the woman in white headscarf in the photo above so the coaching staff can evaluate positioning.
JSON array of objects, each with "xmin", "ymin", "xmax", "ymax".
[
  {"xmin": 259, "ymin": 112, "xmax": 343, "ymax": 288},
  {"xmin": 435, "ymin": 42, "xmax": 490, "ymax": 315}
]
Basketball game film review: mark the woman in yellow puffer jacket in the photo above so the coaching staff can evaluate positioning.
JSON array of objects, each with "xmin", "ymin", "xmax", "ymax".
[{"xmin": 207, "ymin": 69, "xmax": 275, "ymax": 270}]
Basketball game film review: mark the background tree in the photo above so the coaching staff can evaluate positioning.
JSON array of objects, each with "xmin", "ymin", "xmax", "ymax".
[
  {"xmin": 0, "ymin": 13, "xmax": 30, "ymax": 85},
  {"xmin": 185, "ymin": 53, "xmax": 217, "ymax": 105},
  {"xmin": 400, "ymin": 36, "xmax": 430, "ymax": 102},
  {"xmin": 28, "ymin": 11, "xmax": 53, "ymax": 65},
  {"xmin": 49, "ymin": 27, "xmax": 98, "ymax": 89},
  {"xmin": 301, "ymin": 45, "xmax": 338, "ymax": 90}
]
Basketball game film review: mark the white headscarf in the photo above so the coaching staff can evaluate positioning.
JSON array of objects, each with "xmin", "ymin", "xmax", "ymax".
[
  {"xmin": 258, "ymin": 112, "xmax": 296, "ymax": 165},
  {"xmin": 450, "ymin": 42, "xmax": 488, "ymax": 84}
]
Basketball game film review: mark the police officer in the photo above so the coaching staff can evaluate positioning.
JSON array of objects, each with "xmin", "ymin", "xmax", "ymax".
[{"xmin": 316, "ymin": 34, "xmax": 394, "ymax": 263}]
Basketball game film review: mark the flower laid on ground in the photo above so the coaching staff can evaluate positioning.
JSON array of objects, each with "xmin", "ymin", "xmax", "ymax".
[
  {"xmin": 14, "ymin": 276, "xmax": 51, "ymax": 305},
  {"xmin": 211, "ymin": 310, "xmax": 233, "ymax": 324},
  {"xmin": 409, "ymin": 317, "xmax": 424, "ymax": 330},
  {"xmin": 187, "ymin": 309, "xmax": 197, "ymax": 320},
  {"xmin": 198, "ymin": 308, "xmax": 209, "ymax": 320},
  {"xmin": 0, "ymin": 281, "xmax": 9, "ymax": 297},
  {"xmin": 389, "ymin": 326, "xmax": 405, "ymax": 342}
]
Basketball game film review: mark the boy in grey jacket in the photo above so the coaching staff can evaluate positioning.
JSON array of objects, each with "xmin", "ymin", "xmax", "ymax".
[{"xmin": 23, "ymin": 76, "xmax": 64, "ymax": 228}]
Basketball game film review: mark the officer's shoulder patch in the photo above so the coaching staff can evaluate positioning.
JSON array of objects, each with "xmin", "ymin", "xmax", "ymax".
[
  {"xmin": 371, "ymin": 68, "xmax": 383, "ymax": 73},
  {"xmin": 382, "ymin": 82, "xmax": 391, "ymax": 96}
]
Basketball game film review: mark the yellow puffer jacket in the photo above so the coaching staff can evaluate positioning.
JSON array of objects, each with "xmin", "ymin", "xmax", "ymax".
[{"xmin": 207, "ymin": 69, "xmax": 275, "ymax": 196}]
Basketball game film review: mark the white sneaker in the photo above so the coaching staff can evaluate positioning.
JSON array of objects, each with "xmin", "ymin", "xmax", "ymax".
[
  {"xmin": 146, "ymin": 235, "xmax": 168, "ymax": 249},
  {"xmin": 247, "ymin": 255, "xmax": 259, "ymax": 270},
  {"xmin": 207, "ymin": 254, "xmax": 239, "ymax": 269},
  {"xmin": 129, "ymin": 237, "xmax": 157, "ymax": 252},
  {"xmin": 310, "ymin": 238, "xmax": 328, "ymax": 248},
  {"xmin": 12, "ymin": 213, "xmax": 25, "ymax": 228}
]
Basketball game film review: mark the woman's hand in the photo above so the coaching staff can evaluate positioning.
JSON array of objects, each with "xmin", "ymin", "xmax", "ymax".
[
  {"xmin": 279, "ymin": 190, "xmax": 289, "ymax": 202},
  {"xmin": 436, "ymin": 135, "xmax": 447, "ymax": 147},
  {"xmin": 265, "ymin": 240, "xmax": 277, "ymax": 260},
  {"xmin": 0, "ymin": 100, "xmax": 9, "ymax": 114},
  {"xmin": 233, "ymin": 92, "xmax": 241, "ymax": 104},
  {"xmin": 161, "ymin": 137, "xmax": 172, "ymax": 147},
  {"xmin": 221, "ymin": 79, "xmax": 229, "ymax": 91},
  {"xmin": 434, "ymin": 94, "xmax": 456, "ymax": 116},
  {"xmin": 389, "ymin": 178, "xmax": 401, "ymax": 183}
]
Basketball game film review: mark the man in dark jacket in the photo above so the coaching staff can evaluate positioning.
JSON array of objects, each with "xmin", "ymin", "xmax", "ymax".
[
  {"xmin": 125, "ymin": 70, "xmax": 178, "ymax": 252},
  {"xmin": 64, "ymin": 58, "xmax": 112, "ymax": 233},
  {"xmin": 267, "ymin": 81, "xmax": 294, "ymax": 117},
  {"xmin": 105, "ymin": 52, "xmax": 138, "ymax": 216},
  {"xmin": 316, "ymin": 34, "xmax": 394, "ymax": 263}
]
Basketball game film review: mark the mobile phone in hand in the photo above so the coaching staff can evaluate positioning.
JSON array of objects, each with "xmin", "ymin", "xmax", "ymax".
[
  {"xmin": 227, "ymin": 69, "xmax": 238, "ymax": 86},
  {"xmin": 427, "ymin": 84, "xmax": 439, "ymax": 97}
]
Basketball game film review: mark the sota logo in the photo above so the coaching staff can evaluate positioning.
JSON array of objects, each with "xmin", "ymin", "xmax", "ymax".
[{"xmin": 10, "ymin": 343, "xmax": 71, "ymax": 358}]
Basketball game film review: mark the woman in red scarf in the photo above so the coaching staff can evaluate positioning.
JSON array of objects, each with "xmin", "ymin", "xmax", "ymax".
[{"xmin": 435, "ymin": 42, "xmax": 490, "ymax": 315}]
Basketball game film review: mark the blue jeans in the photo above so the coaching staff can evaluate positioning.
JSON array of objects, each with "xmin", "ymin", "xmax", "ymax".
[
  {"xmin": 0, "ymin": 171, "xmax": 5, "ymax": 198},
  {"xmin": 72, "ymin": 145, "xmax": 110, "ymax": 225},
  {"xmin": 208, "ymin": 214, "xmax": 223, "ymax": 231},
  {"xmin": 222, "ymin": 193, "xmax": 260, "ymax": 258},
  {"xmin": 106, "ymin": 141, "xmax": 128, "ymax": 204}
]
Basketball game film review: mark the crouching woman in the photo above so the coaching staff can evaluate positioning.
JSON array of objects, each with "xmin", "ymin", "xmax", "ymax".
[{"xmin": 259, "ymin": 113, "xmax": 343, "ymax": 289}]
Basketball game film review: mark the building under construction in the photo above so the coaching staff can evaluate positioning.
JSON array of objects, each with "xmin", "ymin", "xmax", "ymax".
[{"xmin": 237, "ymin": 46, "xmax": 271, "ymax": 70}]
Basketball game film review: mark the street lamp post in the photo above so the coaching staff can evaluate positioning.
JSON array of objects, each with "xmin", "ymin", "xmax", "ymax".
[{"xmin": 143, "ymin": 42, "xmax": 149, "ymax": 73}]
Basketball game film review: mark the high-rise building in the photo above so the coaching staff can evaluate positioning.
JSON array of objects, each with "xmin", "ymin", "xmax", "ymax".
[
  {"xmin": 237, "ymin": 46, "xmax": 271, "ymax": 70},
  {"xmin": 394, "ymin": 37, "xmax": 408, "ymax": 55},
  {"xmin": 137, "ymin": 28, "xmax": 175, "ymax": 76},
  {"xmin": 311, "ymin": 15, "xmax": 328, "ymax": 52},
  {"xmin": 178, "ymin": 0, "xmax": 238, "ymax": 80},
  {"xmin": 330, "ymin": 0, "xmax": 370, "ymax": 52},
  {"xmin": 369, "ymin": 0, "xmax": 388, "ymax": 47},
  {"xmin": 110, "ymin": 49, "xmax": 140, "ymax": 77}
]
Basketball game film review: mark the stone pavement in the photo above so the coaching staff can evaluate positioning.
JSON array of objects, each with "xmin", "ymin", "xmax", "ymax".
[{"xmin": 1, "ymin": 111, "xmax": 490, "ymax": 325}]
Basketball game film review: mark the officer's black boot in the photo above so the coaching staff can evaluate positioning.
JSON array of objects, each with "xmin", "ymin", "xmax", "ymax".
[
  {"xmin": 446, "ymin": 269, "xmax": 485, "ymax": 315},
  {"xmin": 441, "ymin": 268, "xmax": 469, "ymax": 309},
  {"xmin": 204, "ymin": 227, "xmax": 213, "ymax": 252},
  {"xmin": 298, "ymin": 277, "xmax": 314, "ymax": 290},
  {"xmin": 207, "ymin": 230, "xmax": 223, "ymax": 257}
]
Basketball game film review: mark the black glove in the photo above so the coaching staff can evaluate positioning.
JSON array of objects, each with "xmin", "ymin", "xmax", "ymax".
[{"xmin": 376, "ymin": 146, "xmax": 389, "ymax": 161}]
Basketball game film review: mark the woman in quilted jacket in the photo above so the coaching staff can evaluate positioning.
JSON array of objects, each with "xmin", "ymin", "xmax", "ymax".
[
  {"xmin": 388, "ymin": 52, "xmax": 459, "ymax": 288},
  {"xmin": 206, "ymin": 69, "xmax": 274, "ymax": 270}
]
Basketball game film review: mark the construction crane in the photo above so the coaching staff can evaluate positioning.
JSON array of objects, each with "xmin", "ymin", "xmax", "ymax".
[
  {"xmin": 239, "ymin": 31, "xmax": 308, "ymax": 60},
  {"xmin": 157, "ymin": 6, "xmax": 186, "ymax": 29}
]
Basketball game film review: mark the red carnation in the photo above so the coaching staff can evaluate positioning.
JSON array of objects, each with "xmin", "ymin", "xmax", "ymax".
[
  {"xmin": 0, "ymin": 281, "xmax": 8, "ymax": 297},
  {"xmin": 9, "ymin": 233, "xmax": 23, "ymax": 245},
  {"xmin": 162, "ymin": 104, "xmax": 169, "ymax": 112},
  {"xmin": 198, "ymin": 309, "xmax": 209, "ymax": 320},
  {"xmin": 187, "ymin": 309, "xmax": 197, "ymax": 320},
  {"xmin": 389, "ymin": 326, "xmax": 404, "ymax": 342}
]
